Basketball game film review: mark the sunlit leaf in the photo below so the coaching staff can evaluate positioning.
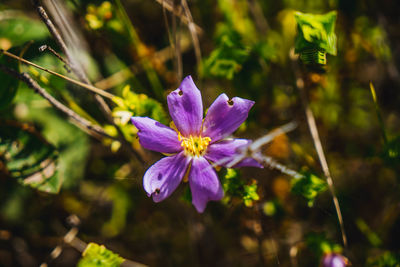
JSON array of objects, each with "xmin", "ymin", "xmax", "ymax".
[
  {"xmin": 0, "ymin": 120, "xmax": 62, "ymax": 193},
  {"xmin": 202, "ymin": 27, "xmax": 250, "ymax": 80},
  {"xmin": 291, "ymin": 172, "xmax": 327, "ymax": 207},
  {"xmin": 294, "ymin": 11, "xmax": 337, "ymax": 55},
  {"xmin": 77, "ymin": 243, "xmax": 124, "ymax": 267},
  {"xmin": 220, "ymin": 168, "xmax": 259, "ymax": 207}
]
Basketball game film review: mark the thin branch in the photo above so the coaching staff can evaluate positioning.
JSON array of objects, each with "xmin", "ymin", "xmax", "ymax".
[
  {"xmin": 39, "ymin": 44, "xmax": 71, "ymax": 72},
  {"xmin": 31, "ymin": 0, "xmax": 69, "ymax": 59},
  {"xmin": 0, "ymin": 64, "xmax": 114, "ymax": 140},
  {"xmin": 247, "ymin": 0, "xmax": 270, "ymax": 34},
  {"xmin": 173, "ymin": 2, "xmax": 183, "ymax": 82},
  {"xmin": 205, "ymin": 122, "xmax": 303, "ymax": 180},
  {"xmin": 154, "ymin": 0, "xmax": 203, "ymax": 36},
  {"xmin": 31, "ymin": 0, "xmax": 145, "ymax": 165},
  {"xmin": 292, "ymin": 56, "xmax": 348, "ymax": 248},
  {"xmin": 369, "ymin": 82, "xmax": 388, "ymax": 146},
  {"xmin": 40, "ymin": 215, "xmax": 147, "ymax": 267},
  {"xmin": 181, "ymin": 0, "xmax": 202, "ymax": 69},
  {"xmin": 94, "ymin": 40, "xmax": 191, "ymax": 90},
  {"xmin": 0, "ymin": 50, "xmax": 115, "ymax": 99}
]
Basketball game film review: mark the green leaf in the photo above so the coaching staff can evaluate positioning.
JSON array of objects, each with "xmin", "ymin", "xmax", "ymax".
[
  {"xmin": 306, "ymin": 233, "xmax": 342, "ymax": 259},
  {"xmin": 78, "ymin": 243, "xmax": 124, "ymax": 267},
  {"xmin": 367, "ymin": 251, "xmax": 400, "ymax": 267},
  {"xmin": 202, "ymin": 26, "xmax": 250, "ymax": 80},
  {"xmin": 221, "ymin": 168, "xmax": 259, "ymax": 207},
  {"xmin": 113, "ymin": 85, "xmax": 167, "ymax": 125},
  {"xmin": 0, "ymin": 54, "xmax": 19, "ymax": 109},
  {"xmin": 0, "ymin": 15, "xmax": 49, "ymax": 47},
  {"xmin": 0, "ymin": 121, "xmax": 62, "ymax": 193},
  {"xmin": 294, "ymin": 11, "xmax": 337, "ymax": 66},
  {"xmin": 291, "ymin": 172, "xmax": 327, "ymax": 207},
  {"xmin": 294, "ymin": 11, "xmax": 337, "ymax": 55}
]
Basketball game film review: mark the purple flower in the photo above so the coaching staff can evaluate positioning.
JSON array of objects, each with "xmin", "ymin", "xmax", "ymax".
[
  {"xmin": 131, "ymin": 76, "xmax": 262, "ymax": 212},
  {"xmin": 322, "ymin": 253, "xmax": 348, "ymax": 267}
]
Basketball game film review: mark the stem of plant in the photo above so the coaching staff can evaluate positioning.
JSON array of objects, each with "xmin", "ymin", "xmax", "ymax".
[
  {"xmin": 295, "ymin": 63, "xmax": 348, "ymax": 248},
  {"xmin": 0, "ymin": 50, "xmax": 115, "ymax": 99}
]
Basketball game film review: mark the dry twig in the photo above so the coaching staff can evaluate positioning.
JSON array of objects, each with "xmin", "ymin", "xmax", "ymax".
[
  {"xmin": 292, "ymin": 55, "xmax": 348, "ymax": 248},
  {"xmin": 0, "ymin": 64, "xmax": 114, "ymax": 140},
  {"xmin": 31, "ymin": 0, "xmax": 145, "ymax": 164}
]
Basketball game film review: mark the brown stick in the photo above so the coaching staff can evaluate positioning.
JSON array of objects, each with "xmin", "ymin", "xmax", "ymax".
[
  {"xmin": 292, "ymin": 58, "xmax": 348, "ymax": 248},
  {"xmin": 0, "ymin": 64, "xmax": 114, "ymax": 140},
  {"xmin": 31, "ymin": 0, "xmax": 145, "ymax": 164},
  {"xmin": 154, "ymin": 0, "xmax": 203, "ymax": 35},
  {"xmin": 1, "ymin": 50, "xmax": 115, "ymax": 99},
  {"xmin": 181, "ymin": 0, "xmax": 202, "ymax": 69}
]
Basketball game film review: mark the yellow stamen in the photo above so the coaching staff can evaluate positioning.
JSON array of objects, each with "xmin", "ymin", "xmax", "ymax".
[{"xmin": 178, "ymin": 132, "xmax": 211, "ymax": 157}]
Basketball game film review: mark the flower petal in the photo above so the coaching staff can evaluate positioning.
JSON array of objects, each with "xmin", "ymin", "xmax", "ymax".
[
  {"xmin": 189, "ymin": 157, "xmax": 224, "ymax": 213},
  {"xmin": 205, "ymin": 139, "xmax": 263, "ymax": 168},
  {"xmin": 202, "ymin": 94, "xmax": 254, "ymax": 142},
  {"xmin": 131, "ymin": 117, "xmax": 182, "ymax": 154},
  {"xmin": 143, "ymin": 152, "xmax": 190, "ymax": 202},
  {"xmin": 167, "ymin": 76, "xmax": 203, "ymax": 136}
]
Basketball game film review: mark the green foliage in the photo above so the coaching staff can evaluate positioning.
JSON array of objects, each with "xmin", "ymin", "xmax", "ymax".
[
  {"xmin": 217, "ymin": 0, "xmax": 257, "ymax": 43},
  {"xmin": 262, "ymin": 199, "xmax": 284, "ymax": 217},
  {"xmin": 294, "ymin": 11, "xmax": 337, "ymax": 66},
  {"xmin": 221, "ymin": 168, "xmax": 259, "ymax": 207},
  {"xmin": 14, "ymin": 83, "xmax": 90, "ymax": 188},
  {"xmin": 367, "ymin": 252, "xmax": 400, "ymax": 267},
  {"xmin": 108, "ymin": 84, "xmax": 167, "ymax": 150},
  {"xmin": 78, "ymin": 243, "xmax": 124, "ymax": 267},
  {"xmin": 113, "ymin": 85, "xmax": 167, "ymax": 125},
  {"xmin": 101, "ymin": 185, "xmax": 131, "ymax": 237},
  {"xmin": 0, "ymin": 15, "xmax": 48, "ymax": 47},
  {"xmin": 355, "ymin": 218, "xmax": 382, "ymax": 247},
  {"xmin": 0, "ymin": 54, "xmax": 19, "ymax": 110},
  {"xmin": 202, "ymin": 26, "xmax": 250, "ymax": 80},
  {"xmin": 306, "ymin": 233, "xmax": 342, "ymax": 258},
  {"xmin": 291, "ymin": 172, "xmax": 327, "ymax": 207},
  {"xmin": 294, "ymin": 11, "xmax": 337, "ymax": 55},
  {"xmin": 0, "ymin": 121, "xmax": 61, "ymax": 193},
  {"xmin": 355, "ymin": 17, "xmax": 392, "ymax": 61},
  {"xmin": 85, "ymin": 1, "xmax": 123, "ymax": 33}
]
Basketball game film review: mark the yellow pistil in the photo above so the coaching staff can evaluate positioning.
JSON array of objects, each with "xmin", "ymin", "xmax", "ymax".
[{"xmin": 178, "ymin": 132, "xmax": 211, "ymax": 157}]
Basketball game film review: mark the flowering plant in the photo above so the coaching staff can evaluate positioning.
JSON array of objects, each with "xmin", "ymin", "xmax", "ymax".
[{"xmin": 131, "ymin": 76, "xmax": 261, "ymax": 212}]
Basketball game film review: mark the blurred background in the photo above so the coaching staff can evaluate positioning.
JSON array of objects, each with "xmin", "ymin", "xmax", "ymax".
[{"xmin": 0, "ymin": 0, "xmax": 400, "ymax": 266}]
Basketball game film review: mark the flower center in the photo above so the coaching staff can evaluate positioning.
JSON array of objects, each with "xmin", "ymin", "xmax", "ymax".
[{"xmin": 178, "ymin": 133, "xmax": 211, "ymax": 157}]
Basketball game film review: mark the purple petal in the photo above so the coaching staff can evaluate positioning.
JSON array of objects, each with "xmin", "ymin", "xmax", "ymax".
[
  {"xmin": 202, "ymin": 94, "xmax": 254, "ymax": 142},
  {"xmin": 143, "ymin": 152, "xmax": 190, "ymax": 202},
  {"xmin": 167, "ymin": 76, "xmax": 203, "ymax": 136},
  {"xmin": 131, "ymin": 117, "xmax": 182, "ymax": 154},
  {"xmin": 205, "ymin": 139, "xmax": 263, "ymax": 168},
  {"xmin": 189, "ymin": 157, "xmax": 224, "ymax": 213},
  {"xmin": 322, "ymin": 254, "xmax": 347, "ymax": 267}
]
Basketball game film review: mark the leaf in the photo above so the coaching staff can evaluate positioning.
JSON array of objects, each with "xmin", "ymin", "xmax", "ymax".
[
  {"xmin": 294, "ymin": 11, "xmax": 337, "ymax": 56},
  {"xmin": 0, "ymin": 15, "xmax": 49, "ymax": 47},
  {"xmin": 202, "ymin": 25, "xmax": 250, "ymax": 80},
  {"xmin": 221, "ymin": 168, "xmax": 259, "ymax": 207},
  {"xmin": 291, "ymin": 172, "xmax": 327, "ymax": 207},
  {"xmin": 0, "ymin": 54, "xmax": 19, "ymax": 109},
  {"xmin": 78, "ymin": 243, "xmax": 124, "ymax": 267},
  {"xmin": 0, "ymin": 120, "xmax": 62, "ymax": 193},
  {"xmin": 366, "ymin": 251, "xmax": 400, "ymax": 267},
  {"xmin": 306, "ymin": 233, "xmax": 342, "ymax": 258}
]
